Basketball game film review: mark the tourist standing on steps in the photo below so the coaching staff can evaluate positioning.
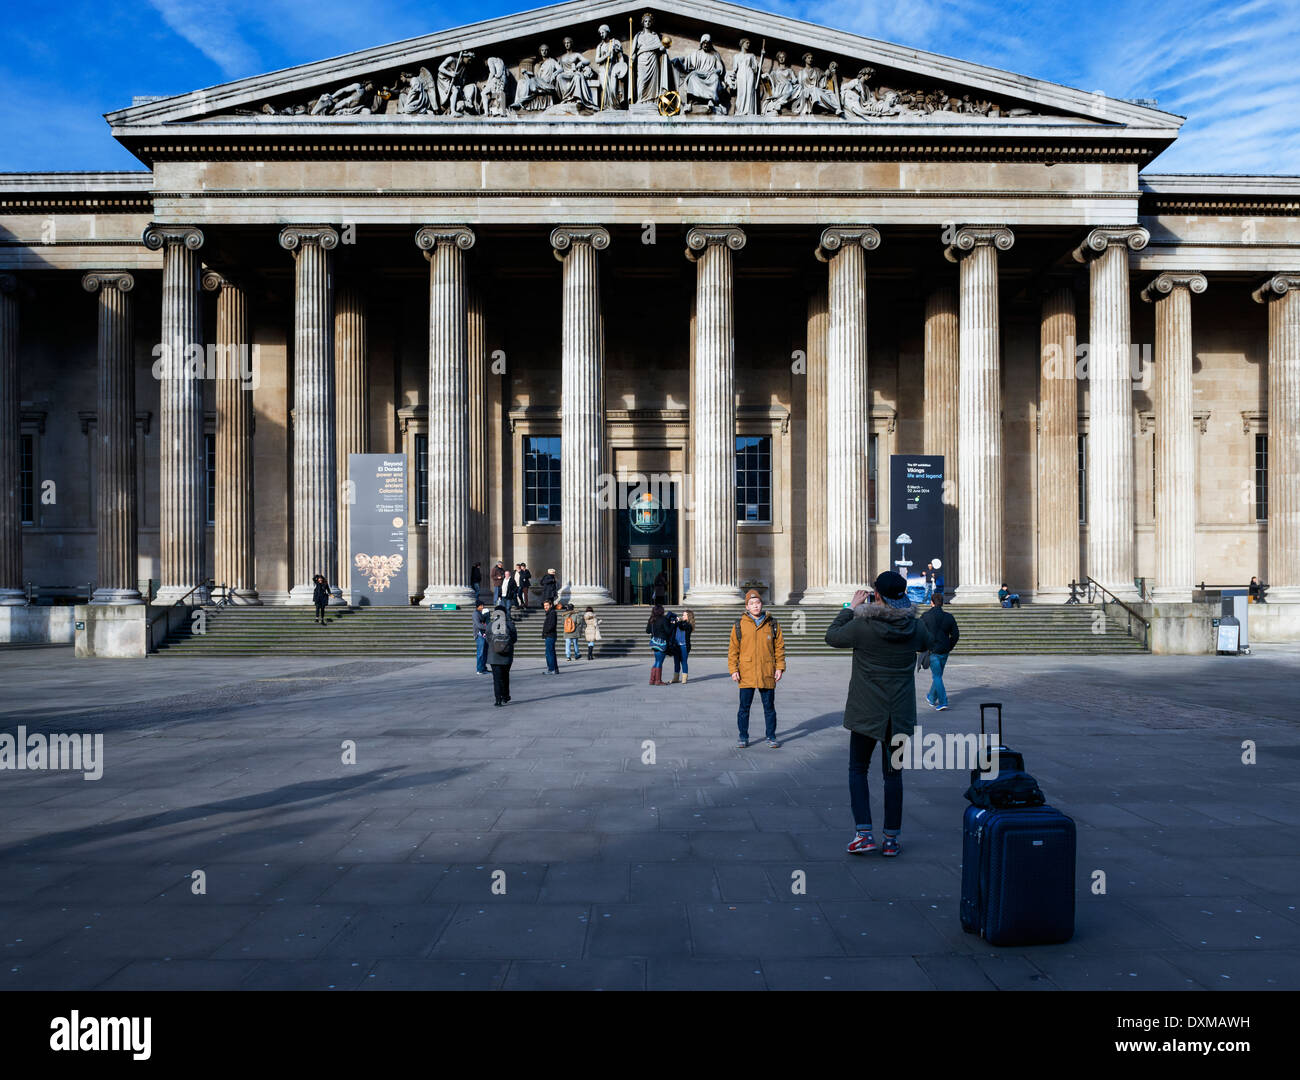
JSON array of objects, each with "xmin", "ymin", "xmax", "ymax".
[
  {"xmin": 503, "ymin": 566, "xmax": 518, "ymax": 613},
  {"xmin": 646, "ymin": 603, "xmax": 673, "ymax": 684},
  {"xmin": 312, "ymin": 573, "xmax": 330, "ymax": 625},
  {"xmin": 487, "ymin": 603, "xmax": 518, "ymax": 705},
  {"xmin": 540, "ymin": 567, "xmax": 559, "ymax": 605},
  {"xmin": 825, "ymin": 570, "xmax": 931, "ymax": 859},
  {"xmin": 920, "ymin": 593, "xmax": 959, "ymax": 711},
  {"xmin": 473, "ymin": 599, "xmax": 491, "ymax": 674},
  {"xmin": 541, "ymin": 599, "xmax": 559, "ymax": 674},
  {"xmin": 583, "ymin": 606, "xmax": 601, "ymax": 659},
  {"xmin": 491, "ymin": 560, "xmax": 506, "ymax": 605},
  {"xmin": 563, "ymin": 603, "xmax": 581, "ymax": 661},
  {"xmin": 669, "ymin": 609, "xmax": 694, "ymax": 683},
  {"xmin": 470, "ymin": 561, "xmax": 482, "ymax": 598},
  {"xmin": 932, "ymin": 561, "xmax": 945, "ymax": 601},
  {"xmin": 518, "ymin": 563, "xmax": 533, "ymax": 609},
  {"xmin": 728, "ymin": 589, "xmax": 785, "ymax": 748}
]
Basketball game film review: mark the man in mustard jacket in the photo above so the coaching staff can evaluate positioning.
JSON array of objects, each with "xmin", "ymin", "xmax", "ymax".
[{"xmin": 728, "ymin": 588, "xmax": 786, "ymax": 749}]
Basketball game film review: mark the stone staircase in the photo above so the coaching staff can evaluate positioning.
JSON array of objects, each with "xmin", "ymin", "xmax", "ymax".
[{"xmin": 154, "ymin": 602, "xmax": 1147, "ymax": 657}]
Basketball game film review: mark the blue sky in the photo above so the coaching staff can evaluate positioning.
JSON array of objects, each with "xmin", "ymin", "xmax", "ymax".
[{"xmin": 3, "ymin": 0, "xmax": 1297, "ymax": 173}]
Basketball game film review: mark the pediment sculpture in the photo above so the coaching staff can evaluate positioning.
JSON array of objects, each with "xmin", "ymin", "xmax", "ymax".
[{"xmin": 252, "ymin": 11, "xmax": 1034, "ymax": 121}]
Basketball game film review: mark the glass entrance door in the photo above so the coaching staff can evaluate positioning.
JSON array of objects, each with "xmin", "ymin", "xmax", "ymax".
[
  {"xmin": 622, "ymin": 557, "xmax": 677, "ymax": 606},
  {"xmin": 616, "ymin": 481, "xmax": 678, "ymax": 605}
]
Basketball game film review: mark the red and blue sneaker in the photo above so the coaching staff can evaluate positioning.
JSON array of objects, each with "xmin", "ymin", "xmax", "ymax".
[
  {"xmin": 847, "ymin": 831, "xmax": 877, "ymax": 855},
  {"xmin": 881, "ymin": 836, "xmax": 901, "ymax": 857}
]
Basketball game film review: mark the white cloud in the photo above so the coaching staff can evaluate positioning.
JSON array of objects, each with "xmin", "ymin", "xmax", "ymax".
[{"xmin": 146, "ymin": 0, "xmax": 261, "ymax": 76}]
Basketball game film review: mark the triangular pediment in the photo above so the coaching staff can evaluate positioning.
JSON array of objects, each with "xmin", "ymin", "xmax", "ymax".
[{"xmin": 106, "ymin": 0, "xmax": 1182, "ymax": 132}]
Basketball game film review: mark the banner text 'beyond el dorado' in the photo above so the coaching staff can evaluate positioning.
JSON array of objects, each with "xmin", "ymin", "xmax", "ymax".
[{"xmin": 349, "ymin": 454, "xmax": 408, "ymax": 605}]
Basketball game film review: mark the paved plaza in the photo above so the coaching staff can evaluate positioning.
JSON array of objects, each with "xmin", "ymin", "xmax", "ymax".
[{"xmin": 0, "ymin": 644, "xmax": 1297, "ymax": 991}]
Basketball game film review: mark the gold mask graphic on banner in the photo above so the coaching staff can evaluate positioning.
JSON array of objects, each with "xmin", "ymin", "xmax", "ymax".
[{"xmin": 355, "ymin": 553, "xmax": 404, "ymax": 592}]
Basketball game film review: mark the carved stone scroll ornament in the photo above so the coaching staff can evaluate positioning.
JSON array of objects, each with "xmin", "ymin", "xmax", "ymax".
[
  {"xmin": 415, "ymin": 226, "xmax": 477, "ymax": 254},
  {"xmin": 81, "ymin": 271, "xmax": 136, "ymax": 294},
  {"xmin": 1071, "ymin": 226, "xmax": 1150, "ymax": 263},
  {"xmin": 815, "ymin": 226, "xmax": 882, "ymax": 263},
  {"xmin": 550, "ymin": 226, "xmax": 611, "ymax": 261},
  {"xmin": 685, "ymin": 226, "xmax": 747, "ymax": 262},
  {"xmin": 143, "ymin": 225, "xmax": 205, "ymax": 252},
  {"xmin": 278, "ymin": 226, "xmax": 340, "ymax": 252},
  {"xmin": 944, "ymin": 225, "xmax": 1015, "ymax": 263},
  {"xmin": 1140, "ymin": 272, "xmax": 1208, "ymax": 303}
]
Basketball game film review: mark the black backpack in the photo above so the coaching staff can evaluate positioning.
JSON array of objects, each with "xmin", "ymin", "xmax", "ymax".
[{"xmin": 489, "ymin": 610, "xmax": 514, "ymax": 656}]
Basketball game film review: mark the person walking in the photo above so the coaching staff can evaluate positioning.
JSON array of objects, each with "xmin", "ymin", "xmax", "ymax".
[
  {"xmin": 473, "ymin": 599, "xmax": 491, "ymax": 674},
  {"xmin": 669, "ymin": 609, "xmax": 694, "ymax": 683},
  {"xmin": 825, "ymin": 570, "xmax": 931, "ymax": 858},
  {"xmin": 470, "ymin": 561, "xmax": 482, "ymax": 598},
  {"xmin": 728, "ymin": 589, "xmax": 785, "ymax": 748},
  {"xmin": 562, "ymin": 603, "xmax": 581, "ymax": 661},
  {"xmin": 583, "ymin": 606, "xmax": 601, "ymax": 659},
  {"xmin": 491, "ymin": 560, "xmax": 506, "ymax": 605},
  {"xmin": 646, "ymin": 603, "xmax": 673, "ymax": 685},
  {"xmin": 518, "ymin": 563, "xmax": 533, "ymax": 610},
  {"xmin": 312, "ymin": 573, "xmax": 331, "ymax": 625},
  {"xmin": 540, "ymin": 567, "xmax": 559, "ymax": 605},
  {"xmin": 487, "ymin": 603, "xmax": 518, "ymax": 706},
  {"xmin": 541, "ymin": 599, "xmax": 560, "ymax": 675},
  {"xmin": 920, "ymin": 593, "xmax": 959, "ymax": 712}
]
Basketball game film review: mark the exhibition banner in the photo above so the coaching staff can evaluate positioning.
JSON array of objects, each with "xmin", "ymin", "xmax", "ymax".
[
  {"xmin": 889, "ymin": 455, "xmax": 945, "ymax": 603},
  {"xmin": 349, "ymin": 454, "xmax": 408, "ymax": 606}
]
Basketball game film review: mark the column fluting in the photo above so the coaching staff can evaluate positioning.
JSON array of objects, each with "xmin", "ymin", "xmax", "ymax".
[
  {"xmin": 416, "ymin": 225, "xmax": 476, "ymax": 606},
  {"xmin": 280, "ymin": 226, "xmax": 340, "ymax": 604},
  {"xmin": 684, "ymin": 226, "xmax": 745, "ymax": 605},
  {"xmin": 804, "ymin": 284, "xmax": 829, "ymax": 600},
  {"xmin": 334, "ymin": 283, "xmax": 368, "ymax": 598},
  {"xmin": 1037, "ymin": 286, "xmax": 1081, "ymax": 597},
  {"xmin": 143, "ymin": 225, "xmax": 207, "ymax": 605},
  {"xmin": 0, "ymin": 275, "xmax": 21, "ymax": 605},
  {"xmin": 924, "ymin": 284, "xmax": 960, "ymax": 592},
  {"xmin": 1073, "ymin": 226, "xmax": 1149, "ymax": 602},
  {"xmin": 84, "ymin": 272, "xmax": 142, "ymax": 604},
  {"xmin": 947, "ymin": 226, "xmax": 1014, "ymax": 603},
  {"xmin": 467, "ymin": 283, "xmax": 489, "ymax": 592},
  {"xmin": 552, "ymin": 227, "xmax": 613, "ymax": 606},
  {"xmin": 1254, "ymin": 274, "xmax": 1300, "ymax": 602}
]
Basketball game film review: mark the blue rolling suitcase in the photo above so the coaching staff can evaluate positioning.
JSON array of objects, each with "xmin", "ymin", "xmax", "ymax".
[{"xmin": 960, "ymin": 704, "xmax": 1076, "ymax": 946}]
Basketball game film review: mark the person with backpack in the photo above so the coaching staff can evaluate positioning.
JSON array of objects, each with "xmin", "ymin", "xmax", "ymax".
[
  {"xmin": 669, "ymin": 609, "xmax": 694, "ymax": 683},
  {"xmin": 646, "ymin": 603, "xmax": 673, "ymax": 685},
  {"xmin": 486, "ymin": 603, "xmax": 518, "ymax": 706},
  {"xmin": 825, "ymin": 570, "xmax": 931, "ymax": 858},
  {"xmin": 920, "ymin": 593, "xmax": 959, "ymax": 711},
  {"xmin": 312, "ymin": 573, "xmax": 331, "ymax": 625},
  {"xmin": 541, "ymin": 599, "xmax": 559, "ymax": 675},
  {"xmin": 562, "ymin": 604, "xmax": 581, "ymax": 660},
  {"xmin": 583, "ymin": 606, "xmax": 601, "ymax": 659},
  {"xmin": 541, "ymin": 568, "xmax": 559, "ymax": 605},
  {"xmin": 728, "ymin": 589, "xmax": 785, "ymax": 748},
  {"xmin": 473, "ymin": 599, "xmax": 491, "ymax": 674}
]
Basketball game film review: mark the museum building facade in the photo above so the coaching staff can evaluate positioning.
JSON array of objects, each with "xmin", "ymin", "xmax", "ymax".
[{"xmin": 1, "ymin": 0, "xmax": 1298, "ymax": 641}]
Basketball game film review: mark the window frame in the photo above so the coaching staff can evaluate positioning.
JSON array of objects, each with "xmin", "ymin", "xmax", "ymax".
[
  {"xmin": 523, "ymin": 434, "xmax": 562, "ymax": 526},
  {"xmin": 734, "ymin": 433, "xmax": 773, "ymax": 526}
]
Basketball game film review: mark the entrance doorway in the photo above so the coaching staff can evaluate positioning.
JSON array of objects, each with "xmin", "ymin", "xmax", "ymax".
[{"xmin": 616, "ymin": 481, "xmax": 678, "ymax": 605}]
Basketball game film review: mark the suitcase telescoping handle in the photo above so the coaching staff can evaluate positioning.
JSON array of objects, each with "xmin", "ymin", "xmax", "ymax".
[{"xmin": 979, "ymin": 702, "xmax": 1003, "ymax": 741}]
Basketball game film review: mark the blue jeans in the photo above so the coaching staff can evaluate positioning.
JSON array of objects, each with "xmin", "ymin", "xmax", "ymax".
[
  {"xmin": 565, "ymin": 638, "xmax": 579, "ymax": 659},
  {"xmin": 544, "ymin": 636, "xmax": 558, "ymax": 672},
  {"xmin": 652, "ymin": 649, "xmax": 666, "ymax": 669},
  {"xmin": 475, "ymin": 637, "xmax": 487, "ymax": 673},
  {"xmin": 493, "ymin": 586, "xmax": 501, "ymax": 605},
  {"xmin": 672, "ymin": 646, "xmax": 689, "ymax": 676},
  {"xmin": 926, "ymin": 652, "xmax": 949, "ymax": 708},
  {"xmin": 849, "ymin": 728, "xmax": 902, "ymax": 834},
  {"xmin": 737, "ymin": 686, "xmax": 777, "ymax": 741}
]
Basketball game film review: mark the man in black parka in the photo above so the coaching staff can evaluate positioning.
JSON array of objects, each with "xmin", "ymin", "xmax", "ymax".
[{"xmin": 825, "ymin": 570, "xmax": 931, "ymax": 858}]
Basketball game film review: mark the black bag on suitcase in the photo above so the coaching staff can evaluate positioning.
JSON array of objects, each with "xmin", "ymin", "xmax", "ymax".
[{"xmin": 960, "ymin": 703, "xmax": 1076, "ymax": 946}]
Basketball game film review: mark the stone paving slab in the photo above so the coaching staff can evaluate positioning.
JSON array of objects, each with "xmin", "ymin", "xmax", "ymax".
[{"xmin": 0, "ymin": 646, "xmax": 1298, "ymax": 990}]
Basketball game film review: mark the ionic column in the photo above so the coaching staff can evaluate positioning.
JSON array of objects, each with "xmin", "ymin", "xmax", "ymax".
[
  {"xmin": 1253, "ymin": 274, "xmax": 1300, "ymax": 602},
  {"xmin": 203, "ymin": 270, "xmax": 258, "ymax": 604},
  {"xmin": 143, "ymin": 225, "xmax": 207, "ymax": 605},
  {"xmin": 924, "ymin": 284, "xmax": 959, "ymax": 591},
  {"xmin": 684, "ymin": 226, "xmax": 745, "ymax": 605},
  {"xmin": 804, "ymin": 284, "xmax": 829, "ymax": 600},
  {"xmin": 552, "ymin": 226, "xmax": 613, "ymax": 606},
  {"xmin": 0, "ymin": 275, "xmax": 23, "ymax": 605},
  {"xmin": 279, "ymin": 226, "xmax": 340, "ymax": 605},
  {"xmin": 946, "ymin": 226, "xmax": 1014, "ymax": 603},
  {"xmin": 467, "ymin": 283, "xmax": 488, "ymax": 590},
  {"xmin": 1037, "ymin": 285, "xmax": 1081, "ymax": 598},
  {"xmin": 1073, "ymin": 226, "xmax": 1149, "ymax": 602},
  {"xmin": 416, "ymin": 225, "xmax": 476, "ymax": 606},
  {"xmin": 1143, "ymin": 272, "xmax": 1207, "ymax": 603},
  {"xmin": 816, "ymin": 226, "xmax": 880, "ymax": 597},
  {"xmin": 83, "ymin": 272, "xmax": 142, "ymax": 605},
  {"xmin": 335, "ymin": 283, "xmax": 368, "ymax": 598}
]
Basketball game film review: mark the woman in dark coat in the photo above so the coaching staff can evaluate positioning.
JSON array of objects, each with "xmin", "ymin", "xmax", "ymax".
[
  {"xmin": 540, "ymin": 569, "xmax": 559, "ymax": 604},
  {"xmin": 825, "ymin": 570, "xmax": 931, "ymax": 858},
  {"xmin": 645, "ymin": 604, "xmax": 674, "ymax": 685},
  {"xmin": 486, "ymin": 603, "xmax": 519, "ymax": 706},
  {"xmin": 652, "ymin": 570, "xmax": 669, "ymax": 606},
  {"xmin": 312, "ymin": 574, "xmax": 330, "ymax": 625}
]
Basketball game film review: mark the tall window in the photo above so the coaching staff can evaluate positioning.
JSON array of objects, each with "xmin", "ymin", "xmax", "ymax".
[
  {"xmin": 205, "ymin": 433, "xmax": 216, "ymax": 526},
  {"xmin": 20, "ymin": 434, "xmax": 34, "ymax": 525},
  {"xmin": 414, "ymin": 433, "xmax": 429, "ymax": 525},
  {"xmin": 735, "ymin": 435, "xmax": 772, "ymax": 523},
  {"xmin": 868, "ymin": 433, "xmax": 878, "ymax": 522},
  {"xmin": 524, "ymin": 435, "xmax": 561, "ymax": 523},
  {"xmin": 1256, "ymin": 433, "xmax": 1268, "ymax": 522},
  {"xmin": 1078, "ymin": 434, "xmax": 1087, "ymax": 524}
]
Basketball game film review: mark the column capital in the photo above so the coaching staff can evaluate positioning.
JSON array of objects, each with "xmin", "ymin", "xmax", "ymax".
[
  {"xmin": 279, "ymin": 225, "xmax": 339, "ymax": 252},
  {"xmin": 944, "ymin": 225, "xmax": 1014, "ymax": 263},
  {"xmin": 82, "ymin": 271, "xmax": 136, "ymax": 294},
  {"xmin": 0, "ymin": 274, "xmax": 16, "ymax": 295},
  {"xmin": 549, "ymin": 226, "xmax": 611, "ymax": 261},
  {"xmin": 815, "ymin": 226, "xmax": 881, "ymax": 263},
  {"xmin": 1252, "ymin": 273, "xmax": 1300, "ymax": 304},
  {"xmin": 685, "ymin": 225, "xmax": 746, "ymax": 262},
  {"xmin": 415, "ymin": 225, "xmax": 476, "ymax": 255},
  {"xmin": 201, "ymin": 269, "xmax": 237, "ymax": 293},
  {"xmin": 1141, "ymin": 271, "xmax": 1208, "ymax": 303},
  {"xmin": 142, "ymin": 224, "xmax": 204, "ymax": 251},
  {"xmin": 1072, "ymin": 225, "xmax": 1149, "ymax": 263}
]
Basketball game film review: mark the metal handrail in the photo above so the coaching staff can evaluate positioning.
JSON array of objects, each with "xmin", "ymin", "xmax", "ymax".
[
  {"xmin": 1082, "ymin": 575, "xmax": 1150, "ymax": 648},
  {"xmin": 169, "ymin": 579, "xmax": 213, "ymax": 607}
]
